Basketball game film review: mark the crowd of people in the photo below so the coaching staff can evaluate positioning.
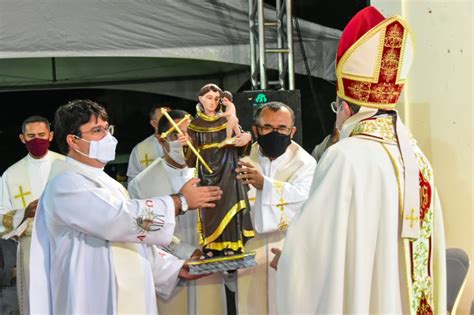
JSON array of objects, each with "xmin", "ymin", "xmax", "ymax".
[{"xmin": 0, "ymin": 6, "xmax": 446, "ymax": 315}]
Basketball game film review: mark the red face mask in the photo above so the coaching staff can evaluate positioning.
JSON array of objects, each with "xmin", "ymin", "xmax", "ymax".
[{"xmin": 25, "ymin": 138, "xmax": 50, "ymax": 157}]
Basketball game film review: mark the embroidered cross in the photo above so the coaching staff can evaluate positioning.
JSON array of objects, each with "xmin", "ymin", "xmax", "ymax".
[
  {"xmin": 140, "ymin": 153, "xmax": 153, "ymax": 167},
  {"xmin": 14, "ymin": 186, "xmax": 31, "ymax": 208},
  {"xmin": 404, "ymin": 208, "xmax": 418, "ymax": 228},
  {"xmin": 277, "ymin": 199, "xmax": 289, "ymax": 231}
]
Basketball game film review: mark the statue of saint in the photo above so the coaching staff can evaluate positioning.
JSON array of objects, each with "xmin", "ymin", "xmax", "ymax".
[{"xmin": 187, "ymin": 83, "xmax": 254, "ymax": 258}]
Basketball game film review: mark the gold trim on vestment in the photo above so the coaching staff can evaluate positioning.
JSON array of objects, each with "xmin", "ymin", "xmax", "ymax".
[
  {"xmin": 243, "ymin": 229, "xmax": 255, "ymax": 238},
  {"xmin": 188, "ymin": 123, "xmax": 227, "ymax": 133},
  {"xmin": 1, "ymin": 211, "xmax": 15, "ymax": 234},
  {"xmin": 381, "ymin": 143, "xmax": 435, "ymax": 314},
  {"xmin": 196, "ymin": 111, "xmax": 221, "ymax": 122},
  {"xmin": 204, "ymin": 240, "xmax": 245, "ymax": 251},
  {"xmin": 200, "ymin": 200, "xmax": 247, "ymax": 245}
]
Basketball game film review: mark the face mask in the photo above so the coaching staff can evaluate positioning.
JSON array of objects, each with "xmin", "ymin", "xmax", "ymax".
[
  {"xmin": 25, "ymin": 138, "xmax": 50, "ymax": 157},
  {"xmin": 166, "ymin": 139, "xmax": 186, "ymax": 165},
  {"xmin": 75, "ymin": 133, "xmax": 118, "ymax": 163},
  {"xmin": 257, "ymin": 131, "xmax": 291, "ymax": 159}
]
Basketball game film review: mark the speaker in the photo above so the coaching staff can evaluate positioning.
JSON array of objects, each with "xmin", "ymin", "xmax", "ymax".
[{"xmin": 233, "ymin": 90, "xmax": 302, "ymax": 145}]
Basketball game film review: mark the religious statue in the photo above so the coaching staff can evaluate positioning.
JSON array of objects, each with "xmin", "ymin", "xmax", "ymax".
[{"xmin": 184, "ymin": 84, "xmax": 255, "ymax": 272}]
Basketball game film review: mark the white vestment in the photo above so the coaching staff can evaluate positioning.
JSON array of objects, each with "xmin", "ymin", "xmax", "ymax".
[
  {"xmin": 277, "ymin": 118, "xmax": 447, "ymax": 314},
  {"xmin": 127, "ymin": 134, "xmax": 164, "ymax": 182},
  {"xmin": 29, "ymin": 157, "xmax": 184, "ymax": 314},
  {"xmin": 0, "ymin": 151, "xmax": 64, "ymax": 315},
  {"xmin": 128, "ymin": 157, "xmax": 227, "ymax": 315},
  {"xmin": 238, "ymin": 141, "xmax": 316, "ymax": 314}
]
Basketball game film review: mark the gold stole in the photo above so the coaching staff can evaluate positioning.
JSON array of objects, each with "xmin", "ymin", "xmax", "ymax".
[
  {"xmin": 246, "ymin": 142, "xmax": 304, "ymax": 231},
  {"xmin": 49, "ymin": 160, "xmax": 147, "ymax": 314},
  {"xmin": 352, "ymin": 117, "xmax": 435, "ymax": 314}
]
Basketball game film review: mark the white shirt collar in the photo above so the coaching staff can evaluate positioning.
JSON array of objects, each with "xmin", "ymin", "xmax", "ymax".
[
  {"xmin": 26, "ymin": 151, "xmax": 50, "ymax": 164},
  {"xmin": 65, "ymin": 156, "xmax": 105, "ymax": 174}
]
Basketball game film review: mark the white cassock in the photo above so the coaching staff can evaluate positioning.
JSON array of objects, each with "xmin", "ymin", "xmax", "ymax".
[
  {"xmin": 0, "ymin": 150, "xmax": 64, "ymax": 315},
  {"xmin": 127, "ymin": 134, "xmax": 164, "ymax": 182},
  {"xmin": 238, "ymin": 141, "xmax": 316, "ymax": 315},
  {"xmin": 29, "ymin": 157, "xmax": 185, "ymax": 314},
  {"xmin": 277, "ymin": 116, "xmax": 447, "ymax": 314},
  {"xmin": 128, "ymin": 157, "xmax": 228, "ymax": 315}
]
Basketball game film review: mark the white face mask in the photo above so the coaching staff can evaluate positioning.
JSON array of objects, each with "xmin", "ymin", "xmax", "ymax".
[
  {"xmin": 166, "ymin": 139, "xmax": 186, "ymax": 165},
  {"xmin": 75, "ymin": 133, "xmax": 118, "ymax": 163}
]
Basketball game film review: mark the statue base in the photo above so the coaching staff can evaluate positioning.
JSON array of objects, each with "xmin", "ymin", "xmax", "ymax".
[{"xmin": 188, "ymin": 252, "xmax": 256, "ymax": 275}]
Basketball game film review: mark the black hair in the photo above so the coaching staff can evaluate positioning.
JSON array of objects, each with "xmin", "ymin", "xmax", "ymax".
[
  {"xmin": 21, "ymin": 115, "xmax": 50, "ymax": 133},
  {"xmin": 253, "ymin": 101, "xmax": 295, "ymax": 126},
  {"xmin": 54, "ymin": 99, "xmax": 108, "ymax": 154},
  {"xmin": 157, "ymin": 110, "xmax": 189, "ymax": 134}
]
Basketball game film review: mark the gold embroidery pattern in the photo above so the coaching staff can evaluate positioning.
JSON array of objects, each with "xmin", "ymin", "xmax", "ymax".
[
  {"xmin": 384, "ymin": 23, "xmax": 403, "ymax": 49},
  {"xmin": 370, "ymin": 83, "xmax": 400, "ymax": 104},
  {"xmin": 381, "ymin": 144, "xmax": 435, "ymax": 314},
  {"xmin": 1, "ymin": 211, "xmax": 16, "ymax": 234},
  {"xmin": 336, "ymin": 18, "xmax": 411, "ymax": 109},
  {"xmin": 351, "ymin": 116, "xmax": 397, "ymax": 144},
  {"xmin": 348, "ymin": 82, "xmax": 371, "ymax": 102},
  {"xmin": 380, "ymin": 48, "xmax": 400, "ymax": 82},
  {"xmin": 273, "ymin": 180, "xmax": 289, "ymax": 231}
]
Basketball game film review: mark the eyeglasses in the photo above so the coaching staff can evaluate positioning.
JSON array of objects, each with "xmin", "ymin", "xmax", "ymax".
[
  {"xmin": 330, "ymin": 99, "xmax": 343, "ymax": 114},
  {"xmin": 166, "ymin": 132, "xmax": 180, "ymax": 141},
  {"xmin": 79, "ymin": 124, "xmax": 114, "ymax": 137},
  {"xmin": 256, "ymin": 125, "xmax": 293, "ymax": 135}
]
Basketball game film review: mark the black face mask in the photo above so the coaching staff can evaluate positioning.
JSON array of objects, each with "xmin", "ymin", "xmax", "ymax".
[{"xmin": 257, "ymin": 131, "xmax": 291, "ymax": 159}]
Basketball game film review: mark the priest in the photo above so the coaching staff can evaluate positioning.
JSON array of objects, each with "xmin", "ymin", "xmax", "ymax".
[
  {"xmin": 29, "ymin": 99, "xmax": 222, "ymax": 314},
  {"xmin": 127, "ymin": 105, "xmax": 169, "ymax": 182},
  {"xmin": 0, "ymin": 115, "xmax": 64, "ymax": 315},
  {"xmin": 275, "ymin": 6, "xmax": 446, "ymax": 314},
  {"xmin": 235, "ymin": 102, "xmax": 316, "ymax": 314}
]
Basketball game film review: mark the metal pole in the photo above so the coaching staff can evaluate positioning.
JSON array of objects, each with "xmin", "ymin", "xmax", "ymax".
[
  {"xmin": 249, "ymin": 0, "xmax": 258, "ymax": 89},
  {"xmin": 286, "ymin": 0, "xmax": 295, "ymax": 90},
  {"xmin": 257, "ymin": 0, "xmax": 266, "ymax": 89},
  {"xmin": 276, "ymin": 0, "xmax": 284, "ymax": 89}
]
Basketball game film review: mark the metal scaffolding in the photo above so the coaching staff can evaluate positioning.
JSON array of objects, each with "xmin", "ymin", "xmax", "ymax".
[{"xmin": 248, "ymin": 0, "xmax": 295, "ymax": 90}]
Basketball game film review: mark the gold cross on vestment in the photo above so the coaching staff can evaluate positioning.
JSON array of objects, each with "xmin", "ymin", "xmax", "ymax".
[
  {"xmin": 14, "ymin": 186, "xmax": 31, "ymax": 208},
  {"xmin": 140, "ymin": 154, "xmax": 153, "ymax": 167},
  {"xmin": 277, "ymin": 200, "xmax": 289, "ymax": 231},
  {"xmin": 403, "ymin": 208, "xmax": 418, "ymax": 228}
]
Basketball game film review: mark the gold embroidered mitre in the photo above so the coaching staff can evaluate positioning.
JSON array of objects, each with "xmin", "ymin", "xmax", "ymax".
[{"xmin": 336, "ymin": 6, "xmax": 414, "ymax": 109}]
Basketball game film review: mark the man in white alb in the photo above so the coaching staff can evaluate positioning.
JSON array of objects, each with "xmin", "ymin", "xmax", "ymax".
[
  {"xmin": 0, "ymin": 115, "xmax": 64, "ymax": 315},
  {"xmin": 235, "ymin": 102, "xmax": 316, "ymax": 314},
  {"xmin": 127, "ymin": 105, "xmax": 169, "ymax": 182},
  {"xmin": 29, "ymin": 99, "xmax": 222, "ymax": 314}
]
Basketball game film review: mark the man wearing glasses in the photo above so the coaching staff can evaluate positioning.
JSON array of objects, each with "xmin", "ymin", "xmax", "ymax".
[
  {"xmin": 235, "ymin": 101, "xmax": 316, "ymax": 314},
  {"xmin": 0, "ymin": 115, "xmax": 64, "ymax": 315},
  {"xmin": 29, "ymin": 100, "xmax": 222, "ymax": 314}
]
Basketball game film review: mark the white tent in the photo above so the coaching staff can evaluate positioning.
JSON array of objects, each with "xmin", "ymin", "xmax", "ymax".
[{"xmin": 0, "ymin": 0, "xmax": 341, "ymax": 99}]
